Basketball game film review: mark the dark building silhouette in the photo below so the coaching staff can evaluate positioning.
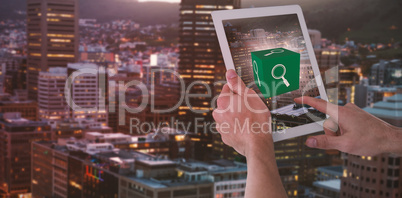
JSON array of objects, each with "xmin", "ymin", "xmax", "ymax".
[
  {"xmin": 0, "ymin": 113, "xmax": 50, "ymax": 198},
  {"xmin": 27, "ymin": 0, "xmax": 79, "ymax": 100},
  {"xmin": 177, "ymin": 0, "xmax": 240, "ymax": 132}
]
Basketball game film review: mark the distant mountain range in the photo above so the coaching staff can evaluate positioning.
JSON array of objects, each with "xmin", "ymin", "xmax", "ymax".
[{"xmin": 1, "ymin": 0, "xmax": 401, "ymax": 43}]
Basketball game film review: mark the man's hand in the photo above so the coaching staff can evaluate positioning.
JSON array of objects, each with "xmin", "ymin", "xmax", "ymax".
[
  {"xmin": 213, "ymin": 69, "xmax": 287, "ymax": 198},
  {"xmin": 295, "ymin": 96, "xmax": 402, "ymax": 156},
  {"xmin": 213, "ymin": 69, "xmax": 272, "ymax": 157}
]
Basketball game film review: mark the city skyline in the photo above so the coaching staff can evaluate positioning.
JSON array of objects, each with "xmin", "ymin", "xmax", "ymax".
[{"xmin": 0, "ymin": 0, "xmax": 401, "ymax": 198}]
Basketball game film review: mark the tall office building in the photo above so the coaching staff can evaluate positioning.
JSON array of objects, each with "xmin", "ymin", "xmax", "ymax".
[
  {"xmin": 178, "ymin": 0, "xmax": 241, "ymax": 132},
  {"xmin": 0, "ymin": 112, "xmax": 51, "ymax": 198},
  {"xmin": 38, "ymin": 67, "xmax": 69, "ymax": 123},
  {"xmin": 340, "ymin": 91, "xmax": 402, "ymax": 198},
  {"xmin": 353, "ymin": 85, "xmax": 396, "ymax": 108},
  {"xmin": 370, "ymin": 59, "xmax": 402, "ymax": 86},
  {"xmin": 0, "ymin": 93, "xmax": 38, "ymax": 121},
  {"xmin": 338, "ymin": 66, "xmax": 361, "ymax": 104},
  {"xmin": 0, "ymin": 56, "xmax": 27, "ymax": 95},
  {"xmin": 67, "ymin": 63, "xmax": 108, "ymax": 127},
  {"xmin": 27, "ymin": 0, "xmax": 79, "ymax": 100}
]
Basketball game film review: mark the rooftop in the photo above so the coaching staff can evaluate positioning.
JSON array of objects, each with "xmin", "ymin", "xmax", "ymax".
[
  {"xmin": 34, "ymin": 140, "xmax": 247, "ymax": 190},
  {"xmin": 137, "ymin": 158, "xmax": 176, "ymax": 166},
  {"xmin": 124, "ymin": 175, "xmax": 212, "ymax": 189},
  {"xmin": 367, "ymin": 86, "xmax": 397, "ymax": 92},
  {"xmin": 0, "ymin": 112, "xmax": 47, "ymax": 127},
  {"xmin": 363, "ymin": 94, "xmax": 402, "ymax": 120},
  {"xmin": 40, "ymin": 67, "xmax": 67, "ymax": 75},
  {"xmin": 67, "ymin": 62, "xmax": 101, "ymax": 70},
  {"xmin": 177, "ymin": 159, "xmax": 247, "ymax": 174},
  {"xmin": 86, "ymin": 132, "xmax": 132, "ymax": 139},
  {"xmin": 313, "ymin": 179, "xmax": 341, "ymax": 192},
  {"xmin": 317, "ymin": 166, "xmax": 343, "ymax": 176}
]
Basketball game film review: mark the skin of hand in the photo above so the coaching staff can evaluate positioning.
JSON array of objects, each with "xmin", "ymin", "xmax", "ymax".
[
  {"xmin": 213, "ymin": 69, "xmax": 287, "ymax": 198},
  {"xmin": 294, "ymin": 96, "xmax": 402, "ymax": 156}
]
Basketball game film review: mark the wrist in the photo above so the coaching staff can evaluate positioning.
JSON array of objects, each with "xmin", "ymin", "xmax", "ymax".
[
  {"xmin": 383, "ymin": 125, "xmax": 402, "ymax": 155},
  {"xmin": 245, "ymin": 134, "xmax": 274, "ymax": 160}
]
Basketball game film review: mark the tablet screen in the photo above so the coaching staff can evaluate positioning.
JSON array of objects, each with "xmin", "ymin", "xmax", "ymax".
[{"xmin": 222, "ymin": 14, "xmax": 326, "ymax": 132}]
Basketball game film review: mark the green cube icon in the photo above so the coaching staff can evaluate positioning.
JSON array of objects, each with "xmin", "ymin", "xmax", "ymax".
[{"xmin": 251, "ymin": 48, "xmax": 300, "ymax": 98}]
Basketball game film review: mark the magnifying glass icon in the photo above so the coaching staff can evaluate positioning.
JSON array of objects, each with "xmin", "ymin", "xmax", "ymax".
[
  {"xmin": 253, "ymin": 60, "xmax": 261, "ymax": 86},
  {"xmin": 264, "ymin": 49, "xmax": 284, "ymax": 56},
  {"xmin": 272, "ymin": 64, "xmax": 290, "ymax": 87}
]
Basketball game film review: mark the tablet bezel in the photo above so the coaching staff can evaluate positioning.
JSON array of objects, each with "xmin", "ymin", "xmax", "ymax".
[{"xmin": 212, "ymin": 5, "xmax": 329, "ymax": 142}]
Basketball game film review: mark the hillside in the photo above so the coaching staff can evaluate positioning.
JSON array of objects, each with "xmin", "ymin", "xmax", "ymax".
[
  {"xmin": 0, "ymin": 0, "xmax": 180, "ymax": 25},
  {"xmin": 79, "ymin": 0, "xmax": 179, "ymax": 25},
  {"xmin": 0, "ymin": 0, "xmax": 401, "ymax": 43},
  {"xmin": 245, "ymin": 0, "xmax": 402, "ymax": 43}
]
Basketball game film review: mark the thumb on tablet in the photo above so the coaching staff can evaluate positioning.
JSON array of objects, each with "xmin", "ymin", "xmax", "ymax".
[{"xmin": 226, "ymin": 69, "xmax": 247, "ymax": 95}]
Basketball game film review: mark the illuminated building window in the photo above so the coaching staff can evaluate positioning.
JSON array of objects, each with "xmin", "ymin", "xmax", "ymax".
[
  {"xmin": 195, "ymin": 27, "xmax": 214, "ymax": 31},
  {"xmin": 30, "ymin": 53, "xmax": 41, "ymax": 57},
  {"xmin": 195, "ymin": 10, "xmax": 212, "ymax": 14},
  {"xmin": 195, "ymin": 65, "xmax": 215, "ymax": 69},
  {"xmin": 194, "ymin": 70, "xmax": 213, "ymax": 74},
  {"xmin": 29, "ymin": 33, "xmax": 41, "ymax": 36},
  {"xmin": 47, "ymin": 18, "xmax": 60, "ymax": 22},
  {"xmin": 322, "ymin": 51, "xmax": 330, "ymax": 55},
  {"xmin": 47, "ymin": 54, "xmax": 75, "ymax": 58},
  {"xmin": 129, "ymin": 144, "xmax": 138, "ymax": 148},
  {"xmin": 47, "ymin": 33, "xmax": 75, "ymax": 38},
  {"xmin": 175, "ymin": 135, "xmax": 185, "ymax": 141},
  {"xmin": 193, "ymin": 75, "xmax": 214, "ymax": 79},
  {"xmin": 29, "ymin": 43, "xmax": 41, "ymax": 47},
  {"xmin": 47, "ymin": 13, "xmax": 74, "ymax": 18},
  {"xmin": 180, "ymin": 10, "xmax": 193, "ymax": 14},
  {"xmin": 196, "ymin": 5, "xmax": 216, "ymax": 9},
  {"xmin": 50, "ymin": 38, "xmax": 71, "ymax": 43},
  {"xmin": 218, "ymin": 5, "xmax": 234, "ymax": 9}
]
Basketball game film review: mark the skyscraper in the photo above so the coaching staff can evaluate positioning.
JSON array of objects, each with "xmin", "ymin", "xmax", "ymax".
[
  {"xmin": 38, "ymin": 67, "xmax": 69, "ymax": 123},
  {"xmin": 0, "ymin": 112, "xmax": 51, "ymax": 198},
  {"xmin": 178, "ymin": 0, "xmax": 241, "ymax": 133},
  {"xmin": 27, "ymin": 0, "xmax": 79, "ymax": 100},
  {"xmin": 66, "ymin": 63, "xmax": 108, "ymax": 127}
]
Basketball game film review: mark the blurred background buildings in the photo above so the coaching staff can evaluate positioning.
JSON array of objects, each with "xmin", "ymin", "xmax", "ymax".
[{"xmin": 0, "ymin": 0, "xmax": 401, "ymax": 197}]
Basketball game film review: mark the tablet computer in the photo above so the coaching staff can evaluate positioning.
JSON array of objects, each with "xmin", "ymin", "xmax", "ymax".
[{"xmin": 212, "ymin": 5, "xmax": 328, "ymax": 142}]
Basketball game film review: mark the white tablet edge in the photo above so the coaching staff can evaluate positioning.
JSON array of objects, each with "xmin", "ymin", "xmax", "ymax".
[{"xmin": 212, "ymin": 5, "xmax": 329, "ymax": 142}]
